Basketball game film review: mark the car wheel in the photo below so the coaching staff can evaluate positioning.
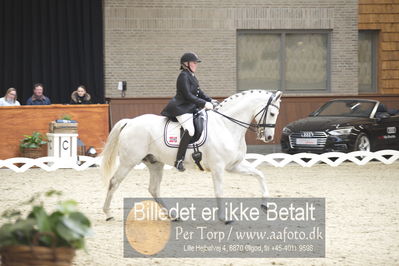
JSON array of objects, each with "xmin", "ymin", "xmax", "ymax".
[{"xmin": 355, "ymin": 133, "xmax": 371, "ymax": 152}]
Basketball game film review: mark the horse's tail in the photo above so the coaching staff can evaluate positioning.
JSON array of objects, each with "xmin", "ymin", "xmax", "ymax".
[{"xmin": 100, "ymin": 119, "xmax": 129, "ymax": 187}]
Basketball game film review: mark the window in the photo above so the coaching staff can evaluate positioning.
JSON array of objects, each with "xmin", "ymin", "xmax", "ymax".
[
  {"xmin": 358, "ymin": 31, "xmax": 378, "ymax": 93},
  {"xmin": 237, "ymin": 31, "xmax": 330, "ymax": 92}
]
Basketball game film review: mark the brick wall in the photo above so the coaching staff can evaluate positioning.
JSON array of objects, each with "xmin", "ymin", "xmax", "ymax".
[
  {"xmin": 104, "ymin": 0, "xmax": 358, "ymax": 98},
  {"xmin": 359, "ymin": 0, "xmax": 399, "ymax": 94}
]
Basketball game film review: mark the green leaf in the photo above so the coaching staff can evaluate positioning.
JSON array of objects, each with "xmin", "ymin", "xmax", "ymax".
[
  {"xmin": 9, "ymin": 218, "xmax": 36, "ymax": 233},
  {"xmin": 19, "ymin": 193, "xmax": 41, "ymax": 206},
  {"xmin": 29, "ymin": 206, "xmax": 53, "ymax": 246},
  {"xmin": 69, "ymin": 212, "xmax": 91, "ymax": 227},
  {"xmin": 71, "ymin": 238, "xmax": 86, "ymax": 250},
  {"xmin": 56, "ymin": 222, "xmax": 81, "ymax": 242},
  {"xmin": 0, "ymin": 219, "xmax": 37, "ymax": 247},
  {"xmin": 0, "ymin": 224, "xmax": 21, "ymax": 247},
  {"xmin": 45, "ymin": 190, "xmax": 62, "ymax": 197},
  {"xmin": 60, "ymin": 216, "xmax": 90, "ymax": 237},
  {"xmin": 48, "ymin": 211, "xmax": 63, "ymax": 228},
  {"xmin": 57, "ymin": 200, "xmax": 78, "ymax": 214},
  {"xmin": 19, "ymin": 132, "xmax": 46, "ymax": 148},
  {"xmin": 31, "ymin": 206, "xmax": 51, "ymax": 232},
  {"xmin": 0, "ymin": 223, "xmax": 16, "ymax": 246},
  {"xmin": 1, "ymin": 209, "xmax": 21, "ymax": 219}
]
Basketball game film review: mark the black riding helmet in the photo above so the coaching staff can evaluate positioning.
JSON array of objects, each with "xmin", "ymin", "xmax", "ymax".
[{"xmin": 180, "ymin": 52, "xmax": 201, "ymax": 65}]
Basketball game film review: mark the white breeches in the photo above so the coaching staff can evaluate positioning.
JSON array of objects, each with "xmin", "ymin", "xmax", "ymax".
[{"xmin": 176, "ymin": 113, "xmax": 195, "ymax": 137}]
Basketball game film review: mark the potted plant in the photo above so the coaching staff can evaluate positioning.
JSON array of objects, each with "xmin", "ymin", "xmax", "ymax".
[
  {"xmin": 19, "ymin": 131, "xmax": 47, "ymax": 158},
  {"xmin": 0, "ymin": 190, "xmax": 92, "ymax": 266}
]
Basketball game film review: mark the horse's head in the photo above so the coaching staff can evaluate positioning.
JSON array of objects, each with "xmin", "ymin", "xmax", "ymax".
[{"xmin": 254, "ymin": 91, "xmax": 282, "ymax": 143}]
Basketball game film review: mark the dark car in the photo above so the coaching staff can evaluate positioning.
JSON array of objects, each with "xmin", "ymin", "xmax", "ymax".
[{"xmin": 281, "ymin": 99, "xmax": 399, "ymax": 153}]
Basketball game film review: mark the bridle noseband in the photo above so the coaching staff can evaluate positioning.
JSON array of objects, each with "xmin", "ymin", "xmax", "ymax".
[
  {"xmin": 212, "ymin": 94, "xmax": 280, "ymax": 139},
  {"xmin": 252, "ymin": 95, "xmax": 279, "ymax": 139}
]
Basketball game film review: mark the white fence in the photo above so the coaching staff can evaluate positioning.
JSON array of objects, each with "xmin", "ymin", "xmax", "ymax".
[{"xmin": 1, "ymin": 150, "xmax": 398, "ymax": 173}]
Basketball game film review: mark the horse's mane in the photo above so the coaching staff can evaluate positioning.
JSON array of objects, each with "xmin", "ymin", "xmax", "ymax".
[{"xmin": 215, "ymin": 90, "xmax": 274, "ymax": 111}]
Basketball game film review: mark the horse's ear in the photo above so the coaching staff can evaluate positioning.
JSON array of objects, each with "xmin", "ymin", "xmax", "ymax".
[{"xmin": 273, "ymin": 91, "xmax": 282, "ymax": 101}]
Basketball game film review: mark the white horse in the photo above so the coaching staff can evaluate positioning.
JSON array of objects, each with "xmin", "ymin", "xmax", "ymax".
[{"xmin": 101, "ymin": 90, "xmax": 282, "ymax": 222}]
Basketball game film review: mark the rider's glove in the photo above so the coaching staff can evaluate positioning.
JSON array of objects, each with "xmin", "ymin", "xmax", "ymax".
[
  {"xmin": 205, "ymin": 102, "xmax": 214, "ymax": 110},
  {"xmin": 211, "ymin": 99, "xmax": 220, "ymax": 107}
]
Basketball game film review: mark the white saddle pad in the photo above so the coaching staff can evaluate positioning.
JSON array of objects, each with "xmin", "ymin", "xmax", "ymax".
[{"xmin": 163, "ymin": 113, "xmax": 208, "ymax": 148}]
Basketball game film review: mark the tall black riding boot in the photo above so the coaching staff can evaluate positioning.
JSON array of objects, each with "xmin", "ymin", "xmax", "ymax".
[{"xmin": 174, "ymin": 130, "xmax": 191, "ymax": 172}]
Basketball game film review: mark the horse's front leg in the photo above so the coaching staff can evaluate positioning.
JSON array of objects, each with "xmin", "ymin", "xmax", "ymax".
[
  {"xmin": 229, "ymin": 159, "xmax": 270, "ymax": 211},
  {"xmin": 210, "ymin": 163, "xmax": 232, "ymax": 224}
]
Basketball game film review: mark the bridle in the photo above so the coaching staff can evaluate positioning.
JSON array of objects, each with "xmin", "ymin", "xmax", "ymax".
[
  {"xmin": 253, "ymin": 96, "xmax": 280, "ymax": 139},
  {"xmin": 212, "ymin": 94, "xmax": 280, "ymax": 139}
]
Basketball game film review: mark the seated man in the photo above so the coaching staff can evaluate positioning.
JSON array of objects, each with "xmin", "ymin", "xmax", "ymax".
[{"xmin": 26, "ymin": 83, "xmax": 51, "ymax": 105}]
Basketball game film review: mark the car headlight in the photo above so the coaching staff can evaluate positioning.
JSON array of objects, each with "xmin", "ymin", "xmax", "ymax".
[
  {"xmin": 328, "ymin": 127, "xmax": 353, "ymax": 136},
  {"xmin": 282, "ymin": 127, "xmax": 292, "ymax": 135}
]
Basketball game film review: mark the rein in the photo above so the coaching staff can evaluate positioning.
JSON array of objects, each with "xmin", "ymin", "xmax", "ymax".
[
  {"xmin": 211, "ymin": 96, "xmax": 279, "ymax": 133},
  {"xmin": 212, "ymin": 109, "xmax": 258, "ymax": 132}
]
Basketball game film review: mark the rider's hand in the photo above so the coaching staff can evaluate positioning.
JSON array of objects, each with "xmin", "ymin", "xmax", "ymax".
[
  {"xmin": 211, "ymin": 99, "xmax": 220, "ymax": 107},
  {"xmin": 205, "ymin": 102, "xmax": 214, "ymax": 110}
]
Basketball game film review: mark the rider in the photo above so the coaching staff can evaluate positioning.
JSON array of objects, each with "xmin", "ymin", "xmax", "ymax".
[{"xmin": 161, "ymin": 52, "xmax": 214, "ymax": 172}]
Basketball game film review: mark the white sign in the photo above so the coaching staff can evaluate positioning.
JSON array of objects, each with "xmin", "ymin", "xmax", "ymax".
[
  {"xmin": 296, "ymin": 138, "xmax": 318, "ymax": 145},
  {"xmin": 387, "ymin": 127, "xmax": 396, "ymax": 134}
]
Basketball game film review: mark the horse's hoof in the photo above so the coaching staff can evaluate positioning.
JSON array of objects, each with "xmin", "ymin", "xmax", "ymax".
[
  {"xmin": 261, "ymin": 204, "xmax": 268, "ymax": 214},
  {"xmin": 224, "ymin": 220, "xmax": 234, "ymax": 225},
  {"xmin": 106, "ymin": 217, "xmax": 114, "ymax": 221}
]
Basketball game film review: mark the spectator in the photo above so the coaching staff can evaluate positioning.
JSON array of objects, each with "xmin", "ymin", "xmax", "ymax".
[
  {"xmin": 0, "ymin": 88, "xmax": 21, "ymax": 106},
  {"xmin": 26, "ymin": 83, "xmax": 51, "ymax": 105},
  {"xmin": 70, "ymin": 85, "xmax": 92, "ymax": 104}
]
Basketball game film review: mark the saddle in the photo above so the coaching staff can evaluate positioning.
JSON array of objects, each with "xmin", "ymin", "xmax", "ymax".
[{"xmin": 163, "ymin": 111, "xmax": 208, "ymax": 148}]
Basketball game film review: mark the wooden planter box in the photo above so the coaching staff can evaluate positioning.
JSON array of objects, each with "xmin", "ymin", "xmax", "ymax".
[
  {"xmin": 1, "ymin": 245, "xmax": 75, "ymax": 266},
  {"xmin": 21, "ymin": 146, "xmax": 47, "ymax": 158}
]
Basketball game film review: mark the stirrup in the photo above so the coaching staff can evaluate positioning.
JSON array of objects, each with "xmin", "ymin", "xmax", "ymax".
[{"xmin": 174, "ymin": 160, "xmax": 185, "ymax": 172}]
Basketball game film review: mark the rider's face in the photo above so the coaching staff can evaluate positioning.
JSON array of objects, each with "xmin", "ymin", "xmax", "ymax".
[
  {"xmin": 33, "ymin": 86, "xmax": 43, "ymax": 97},
  {"xmin": 188, "ymin": 61, "xmax": 198, "ymax": 72}
]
